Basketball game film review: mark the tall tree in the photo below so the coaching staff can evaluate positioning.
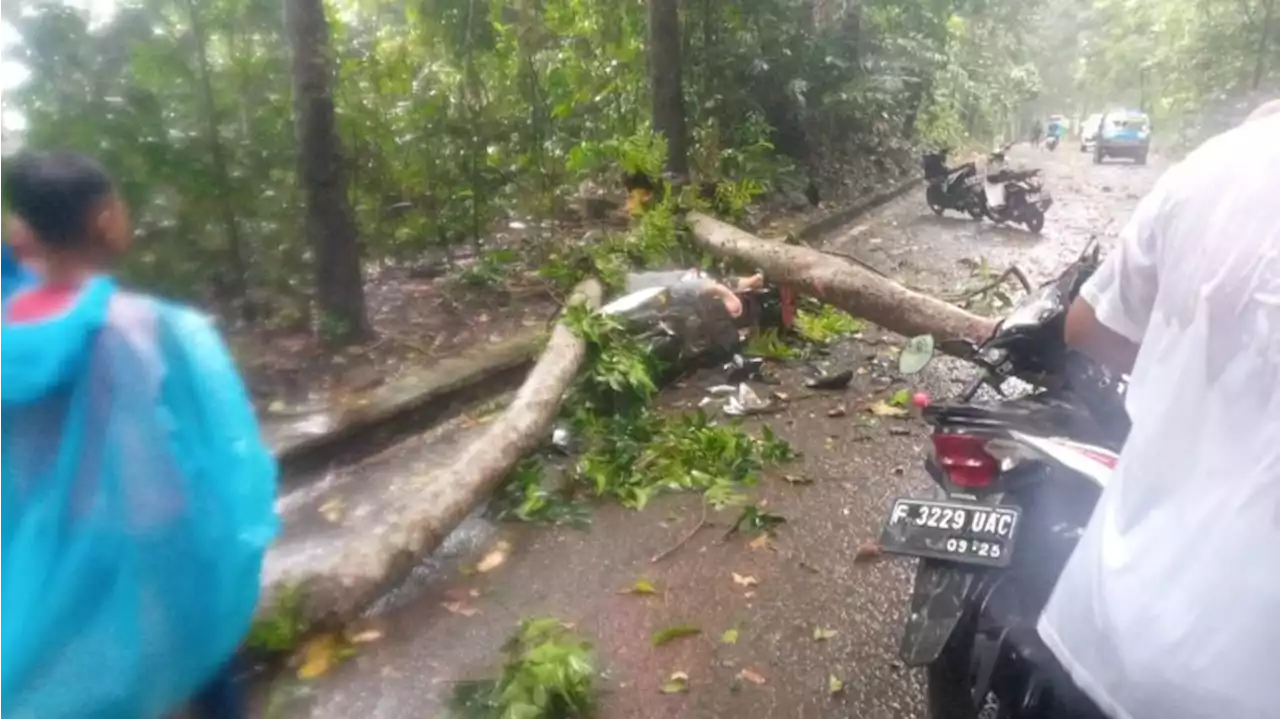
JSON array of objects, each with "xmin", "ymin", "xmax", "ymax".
[
  {"xmin": 647, "ymin": 0, "xmax": 689, "ymax": 179},
  {"xmin": 284, "ymin": 0, "xmax": 370, "ymax": 342}
]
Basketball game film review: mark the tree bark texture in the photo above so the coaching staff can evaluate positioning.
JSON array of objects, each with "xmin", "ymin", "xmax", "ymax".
[
  {"xmin": 648, "ymin": 0, "xmax": 690, "ymax": 179},
  {"xmin": 284, "ymin": 0, "xmax": 371, "ymax": 342},
  {"xmin": 687, "ymin": 212, "xmax": 996, "ymax": 349},
  {"xmin": 257, "ymin": 280, "xmax": 603, "ymax": 629}
]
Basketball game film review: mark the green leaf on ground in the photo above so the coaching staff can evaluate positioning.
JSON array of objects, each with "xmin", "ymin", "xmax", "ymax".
[
  {"xmin": 812, "ymin": 627, "xmax": 838, "ymax": 641},
  {"xmin": 660, "ymin": 672, "xmax": 690, "ymax": 694},
  {"xmin": 622, "ymin": 578, "xmax": 658, "ymax": 595},
  {"xmin": 721, "ymin": 628, "xmax": 740, "ymax": 645},
  {"xmin": 828, "ymin": 674, "xmax": 845, "ymax": 694},
  {"xmin": 889, "ymin": 388, "xmax": 911, "ymax": 407},
  {"xmin": 868, "ymin": 400, "xmax": 909, "ymax": 418},
  {"xmin": 652, "ymin": 625, "xmax": 702, "ymax": 646}
]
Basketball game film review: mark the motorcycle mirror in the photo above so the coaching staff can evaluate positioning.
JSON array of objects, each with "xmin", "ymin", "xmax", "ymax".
[{"xmin": 898, "ymin": 334, "xmax": 936, "ymax": 375}]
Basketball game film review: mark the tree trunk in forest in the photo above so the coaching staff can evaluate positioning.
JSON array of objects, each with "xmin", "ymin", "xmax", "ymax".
[
  {"xmin": 648, "ymin": 0, "xmax": 690, "ymax": 179},
  {"xmin": 1252, "ymin": 0, "xmax": 1275, "ymax": 91},
  {"xmin": 185, "ymin": 0, "xmax": 253, "ymax": 319},
  {"xmin": 284, "ymin": 0, "xmax": 371, "ymax": 343},
  {"xmin": 687, "ymin": 212, "xmax": 997, "ymax": 349}
]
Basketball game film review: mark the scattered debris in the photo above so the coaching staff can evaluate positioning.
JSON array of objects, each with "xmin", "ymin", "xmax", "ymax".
[
  {"xmin": 738, "ymin": 668, "xmax": 767, "ymax": 685},
  {"xmin": 723, "ymin": 354, "xmax": 767, "ymax": 383},
  {"xmin": 748, "ymin": 534, "xmax": 774, "ymax": 550},
  {"xmin": 651, "ymin": 625, "xmax": 702, "ymax": 647},
  {"xmin": 651, "ymin": 501, "xmax": 709, "ymax": 563},
  {"xmin": 621, "ymin": 578, "xmax": 658, "ymax": 595},
  {"xmin": 296, "ymin": 634, "xmax": 353, "ymax": 680},
  {"xmin": 550, "ymin": 425, "xmax": 574, "ymax": 453},
  {"xmin": 442, "ymin": 601, "xmax": 481, "ymax": 617},
  {"xmin": 732, "ymin": 572, "xmax": 759, "ymax": 588},
  {"xmin": 888, "ymin": 388, "xmax": 911, "ymax": 407},
  {"xmin": 854, "ymin": 542, "xmax": 884, "ymax": 563},
  {"xmin": 348, "ymin": 628, "xmax": 383, "ymax": 644},
  {"xmin": 476, "ymin": 540, "xmax": 512, "ymax": 573},
  {"xmin": 826, "ymin": 405, "xmax": 847, "ymax": 418},
  {"xmin": 805, "ymin": 369, "xmax": 854, "ymax": 390},
  {"xmin": 317, "ymin": 497, "xmax": 345, "ymax": 524},
  {"xmin": 721, "ymin": 628, "xmax": 740, "ymax": 645},
  {"xmin": 868, "ymin": 400, "xmax": 910, "ymax": 418},
  {"xmin": 813, "ymin": 627, "xmax": 839, "ymax": 642},
  {"xmin": 660, "ymin": 672, "xmax": 690, "ymax": 694},
  {"xmin": 828, "ymin": 674, "xmax": 846, "ymax": 695},
  {"xmin": 780, "ymin": 473, "xmax": 813, "ymax": 485},
  {"xmin": 724, "ymin": 383, "xmax": 771, "ymax": 416}
]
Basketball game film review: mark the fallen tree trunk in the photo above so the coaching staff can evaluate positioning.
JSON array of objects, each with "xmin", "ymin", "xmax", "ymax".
[
  {"xmin": 257, "ymin": 279, "xmax": 602, "ymax": 630},
  {"xmin": 687, "ymin": 211, "xmax": 996, "ymax": 350}
]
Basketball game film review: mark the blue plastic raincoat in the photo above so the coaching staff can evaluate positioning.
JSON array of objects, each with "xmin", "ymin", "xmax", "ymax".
[
  {"xmin": 1, "ymin": 276, "xmax": 279, "ymax": 719},
  {"xmin": 2, "ymin": 245, "xmax": 33, "ymax": 301}
]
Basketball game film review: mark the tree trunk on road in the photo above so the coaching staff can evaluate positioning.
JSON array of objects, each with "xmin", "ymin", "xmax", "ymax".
[
  {"xmin": 687, "ymin": 211, "xmax": 996, "ymax": 349},
  {"xmin": 285, "ymin": 0, "xmax": 371, "ymax": 343},
  {"xmin": 648, "ymin": 0, "xmax": 690, "ymax": 179},
  {"xmin": 260, "ymin": 280, "xmax": 603, "ymax": 629}
]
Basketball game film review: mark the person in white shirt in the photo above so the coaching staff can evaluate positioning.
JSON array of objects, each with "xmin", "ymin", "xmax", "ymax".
[{"xmin": 1041, "ymin": 109, "xmax": 1280, "ymax": 719}]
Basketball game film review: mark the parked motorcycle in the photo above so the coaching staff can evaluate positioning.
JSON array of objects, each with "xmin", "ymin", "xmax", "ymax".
[
  {"xmin": 983, "ymin": 144, "xmax": 1053, "ymax": 234},
  {"xmin": 880, "ymin": 243, "xmax": 1129, "ymax": 719},
  {"xmin": 922, "ymin": 149, "xmax": 987, "ymax": 220}
]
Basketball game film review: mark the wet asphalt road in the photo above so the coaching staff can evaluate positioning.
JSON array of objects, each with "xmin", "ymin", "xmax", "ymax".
[{"xmin": 262, "ymin": 145, "xmax": 1164, "ymax": 718}]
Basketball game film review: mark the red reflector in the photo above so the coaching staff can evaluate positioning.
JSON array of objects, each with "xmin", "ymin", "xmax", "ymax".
[{"xmin": 932, "ymin": 433, "xmax": 999, "ymax": 488}]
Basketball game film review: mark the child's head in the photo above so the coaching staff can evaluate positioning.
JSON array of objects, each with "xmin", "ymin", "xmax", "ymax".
[{"xmin": 6, "ymin": 151, "xmax": 130, "ymax": 274}]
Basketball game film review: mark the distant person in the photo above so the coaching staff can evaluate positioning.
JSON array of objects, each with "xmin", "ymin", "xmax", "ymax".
[
  {"xmin": 1030, "ymin": 119, "xmax": 1043, "ymax": 147},
  {"xmin": 1, "ymin": 151, "xmax": 279, "ymax": 718}
]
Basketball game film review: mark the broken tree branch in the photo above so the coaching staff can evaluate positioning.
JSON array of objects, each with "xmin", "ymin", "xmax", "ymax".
[
  {"xmin": 259, "ymin": 279, "xmax": 603, "ymax": 629},
  {"xmin": 943, "ymin": 265, "xmax": 1032, "ymax": 303},
  {"xmin": 687, "ymin": 212, "xmax": 997, "ymax": 351}
]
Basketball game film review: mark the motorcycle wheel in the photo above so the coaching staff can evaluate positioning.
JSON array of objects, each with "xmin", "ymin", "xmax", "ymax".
[
  {"xmin": 927, "ymin": 184, "xmax": 947, "ymax": 216},
  {"xmin": 968, "ymin": 203, "xmax": 986, "ymax": 220},
  {"xmin": 926, "ymin": 626, "xmax": 1008, "ymax": 719},
  {"xmin": 1025, "ymin": 208, "xmax": 1045, "ymax": 234}
]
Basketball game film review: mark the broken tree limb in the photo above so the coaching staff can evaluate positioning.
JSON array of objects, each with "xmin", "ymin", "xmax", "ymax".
[
  {"xmin": 687, "ymin": 211, "xmax": 996, "ymax": 350},
  {"xmin": 257, "ymin": 279, "xmax": 602, "ymax": 631}
]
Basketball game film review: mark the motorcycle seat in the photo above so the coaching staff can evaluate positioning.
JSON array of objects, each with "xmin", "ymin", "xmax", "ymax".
[{"xmin": 987, "ymin": 168, "xmax": 1041, "ymax": 183}]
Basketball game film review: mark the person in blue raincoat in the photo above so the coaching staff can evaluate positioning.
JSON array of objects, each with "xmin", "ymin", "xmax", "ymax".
[
  {"xmin": 1, "ymin": 151, "xmax": 280, "ymax": 719},
  {"xmin": 2, "ymin": 243, "xmax": 30, "ymax": 298}
]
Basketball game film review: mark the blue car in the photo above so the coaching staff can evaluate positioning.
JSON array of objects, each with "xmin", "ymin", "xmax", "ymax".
[{"xmin": 1094, "ymin": 110, "xmax": 1151, "ymax": 165}]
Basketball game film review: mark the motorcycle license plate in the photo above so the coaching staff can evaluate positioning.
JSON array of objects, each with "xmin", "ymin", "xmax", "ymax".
[{"xmin": 879, "ymin": 499, "xmax": 1019, "ymax": 568}]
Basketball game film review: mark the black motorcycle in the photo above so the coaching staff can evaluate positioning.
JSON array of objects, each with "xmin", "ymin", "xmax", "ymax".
[
  {"xmin": 982, "ymin": 145, "xmax": 1053, "ymax": 234},
  {"xmin": 881, "ymin": 243, "xmax": 1129, "ymax": 719},
  {"xmin": 922, "ymin": 149, "xmax": 987, "ymax": 220}
]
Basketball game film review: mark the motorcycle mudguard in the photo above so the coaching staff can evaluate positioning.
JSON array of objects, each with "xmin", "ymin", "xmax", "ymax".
[{"xmin": 899, "ymin": 560, "xmax": 994, "ymax": 666}]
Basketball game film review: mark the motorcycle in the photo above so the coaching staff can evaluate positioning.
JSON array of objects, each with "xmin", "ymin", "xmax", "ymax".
[
  {"xmin": 880, "ymin": 243, "xmax": 1129, "ymax": 719},
  {"xmin": 1044, "ymin": 135, "xmax": 1060, "ymax": 152},
  {"xmin": 983, "ymin": 144, "xmax": 1053, "ymax": 234},
  {"xmin": 922, "ymin": 149, "xmax": 987, "ymax": 220}
]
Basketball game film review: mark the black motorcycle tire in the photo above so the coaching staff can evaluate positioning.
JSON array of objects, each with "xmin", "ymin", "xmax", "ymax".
[
  {"xmin": 927, "ymin": 184, "xmax": 947, "ymax": 216},
  {"xmin": 1025, "ymin": 208, "xmax": 1045, "ymax": 234},
  {"xmin": 925, "ymin": 607, "xmax": 1006, "ymax": 719}
]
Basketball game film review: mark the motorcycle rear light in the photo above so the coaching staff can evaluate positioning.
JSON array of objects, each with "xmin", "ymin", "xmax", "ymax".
[{"xmin": 932, "ymin": 433, "xmax": 999, "ymax": 488}]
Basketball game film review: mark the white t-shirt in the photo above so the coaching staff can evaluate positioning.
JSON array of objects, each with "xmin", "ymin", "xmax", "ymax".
[{"xmin": 1038, "ymin": 115, "xmax": 1280, "ymax": 719}]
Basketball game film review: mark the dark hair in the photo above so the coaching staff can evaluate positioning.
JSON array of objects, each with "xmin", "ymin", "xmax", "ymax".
[{"xmin": 4, "ymin": 151, "xmax": 116, "ymax": 248}]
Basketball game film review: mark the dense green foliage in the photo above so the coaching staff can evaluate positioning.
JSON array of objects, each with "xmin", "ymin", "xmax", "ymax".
[
  {"xmin": 449, "ymin": 618, "xmax": 596, "ymax": 719},
  {"xmin": 5, "ymin": 0, "xmax": 1058, "ymax": 324},
  {"xmin": 1032, "ymin": 0, "xmax": 1279, "ymax": 151}
]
